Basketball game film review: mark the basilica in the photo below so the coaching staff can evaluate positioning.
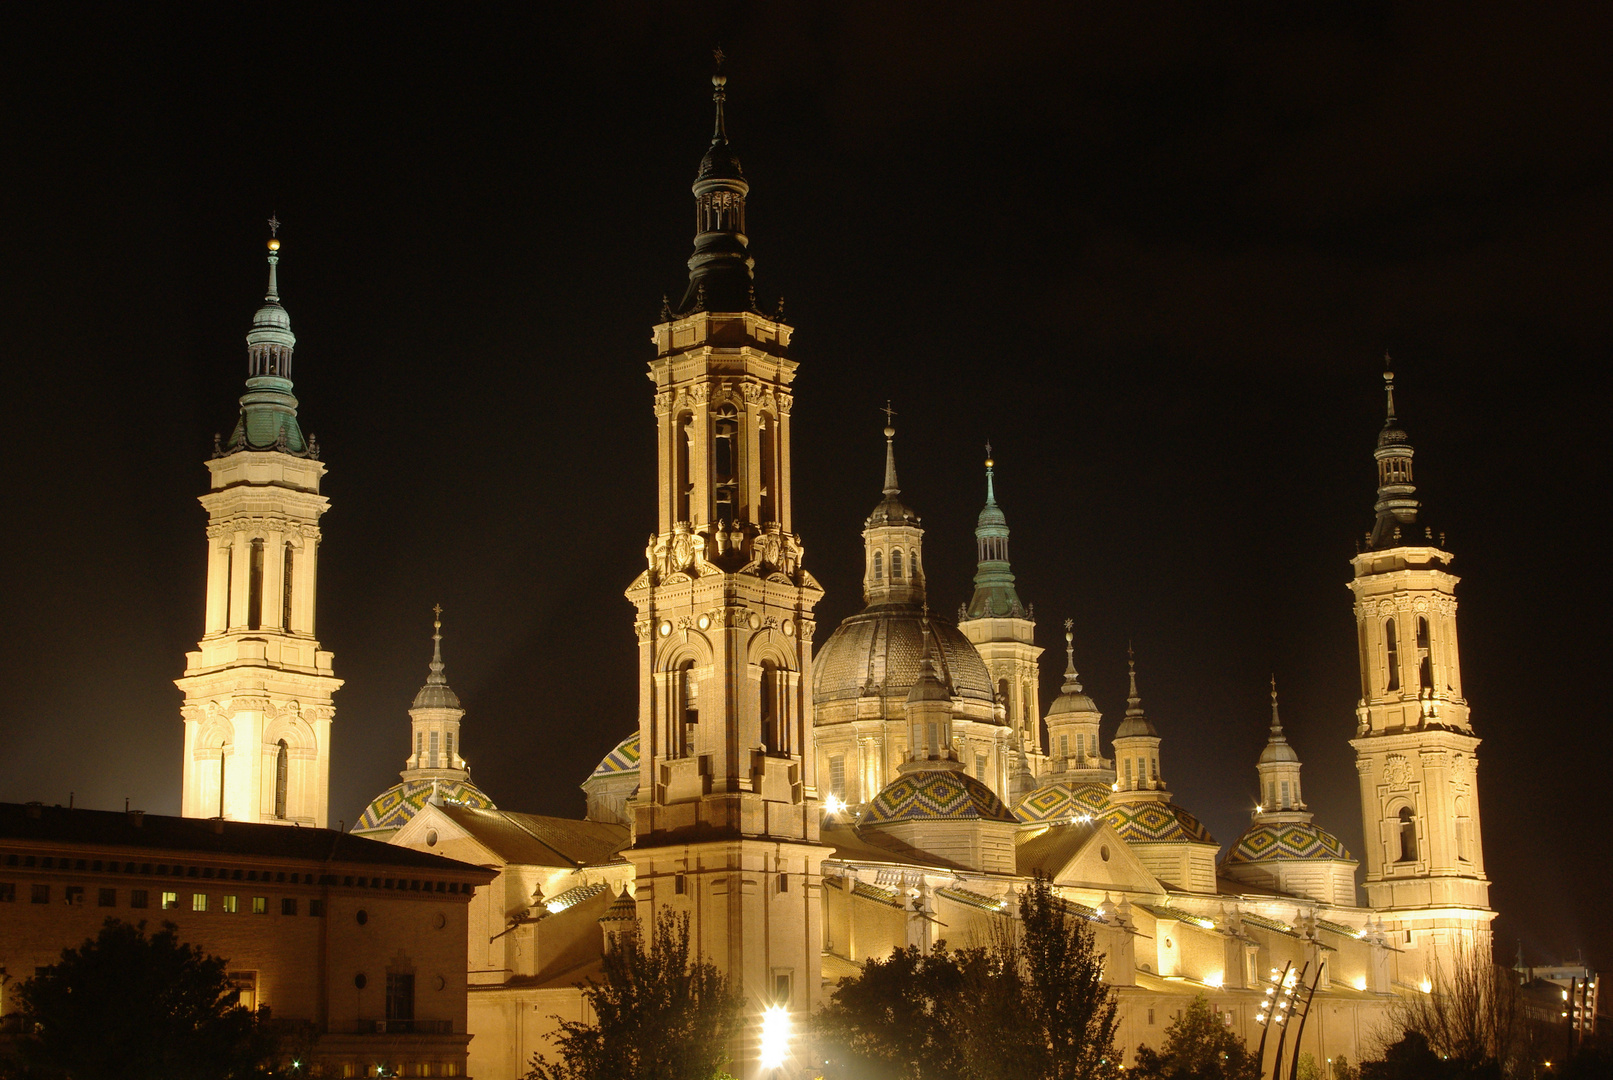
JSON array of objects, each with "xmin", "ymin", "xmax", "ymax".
[{"xmin": 177, "ymin": 71, "xmax": 1494, "ymax": 1079}]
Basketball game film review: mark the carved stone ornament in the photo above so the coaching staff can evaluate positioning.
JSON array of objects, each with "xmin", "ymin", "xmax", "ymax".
[
  {"xmin": 654, "ymin": 391, "xmax": 675, "ymax": 416},
  {"xmin": 1383, "ymin": 754, "xmax": 1412, "ymax": 788},
  {"xmin": 687, "ymin": 382, "xmax": 711, "ymax": 405},
  {"xmin": 634, "ymin": 619, "xmax": 653, "ymax": 642},
  {"xmin": 775, "ymin": 391, "xmax": 793, "ymax": 415}
]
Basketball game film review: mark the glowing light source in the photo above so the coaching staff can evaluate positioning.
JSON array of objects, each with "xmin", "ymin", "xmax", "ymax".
[
  {"xmin": 1419, "ymin": 978, "xmax": 1433, "ymax": 994},
  {"xmin": 1205, "ymin": 972, "xmax": 1224, "ymax": 988},
  {"xmin": 823, "ymin": 794, "xmax": 845, "ymax": 815},
  {"xmin": 759, "ymin": 1004, "xmax": 792, "ymax": 1070},
  {"xmin": 1355, "ymin": 976, "xmax": 1368, "ymax": 991}
]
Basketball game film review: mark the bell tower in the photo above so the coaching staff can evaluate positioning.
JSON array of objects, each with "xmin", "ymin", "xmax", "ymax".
[
  {"xmin": 622, "ymin": 69, "xmax": 827, "ymax": 1043},
  {"xmin": 176, "ymin": 225, "xmax": 340, "ymax": 827},
  {"xmin": 1348, "ymin": 359, "xmax": 1492, "ymax": 979}
]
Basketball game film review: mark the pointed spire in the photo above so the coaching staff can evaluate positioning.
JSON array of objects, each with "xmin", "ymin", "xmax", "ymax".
[
  {"xmin": 676, "ymin": 58, "xmax": 754, "ymax": 314},
  {"xmin": 1382, "ymin": 351, "xmax": 1397, "ymax": 426},
  {"xmin": 1367, "ymin": 353, "xmax": 1425, "ymax": 549},
  {"xmin": 984, "ymin": 441, "xmax": 998, "ymax": 506},
  {"xmin": 882, "ymin": 401, "xmax": 900, "ymax": 496},
  {"xmin": 963, "ymin": 441, "xmax": 1025, "ymax": 620},
  {"xmin": 1125, "ymin": 644, "xmax": 1142, "ymax": 716},
  {"xmin": 1061, "ymin": 618, "xmax": 1082, "ymax": 693},
  {"xmin": 711, "ymin": 48, "xmax": 728, "ymax": 145},
  {"xmin": 412, "ymin": 604, "xmax": 461, "ymax": 710},
  {"xmin": 226, "ymin": 221, "xmax": 308, "ymax": 455},
  {"xmin": 1269, "ymin": 674, "xmax": 1284, "ymax": 735}
]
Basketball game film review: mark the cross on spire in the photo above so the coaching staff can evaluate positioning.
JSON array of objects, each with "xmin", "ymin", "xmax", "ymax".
[
  {"xmin": 881, "ymin": 400, "xmax": 897, "ymax": 425},
  {"xmin": 713, "ymin": 45, "xmax": 726, "ymax": 69},
  {"xmin": 267, "ymin": 215, "xmax": 281, "ymax": 238}
]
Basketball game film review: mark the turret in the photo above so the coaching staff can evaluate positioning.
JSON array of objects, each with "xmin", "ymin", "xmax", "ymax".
[
  {"xmin": 1042, "ymin": 619, "xmax": 1108, "ymax": 777},
  {"xmin": 861, "ymin": 412, "xmax": 927, "ymax": 607},
  {"xmin": 1111, "ymin": 648, "xmax": 1166, "ymax": 801}
]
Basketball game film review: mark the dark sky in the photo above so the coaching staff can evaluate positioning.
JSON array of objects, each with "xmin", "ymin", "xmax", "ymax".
[{"xmin": 3, "ymin": 5, "xmax": 1608, "ymax": 969}]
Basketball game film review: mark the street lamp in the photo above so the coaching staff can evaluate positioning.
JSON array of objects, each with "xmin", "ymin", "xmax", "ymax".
[{"xmin": 759, "ymin": 1004, "xmax": 792, "ymax": 1071}]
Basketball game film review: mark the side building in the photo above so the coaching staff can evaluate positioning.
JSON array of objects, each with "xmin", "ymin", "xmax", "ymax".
[{"xmin": 0, "ymin": 802, "xmax": 494, "ymax": 1077}]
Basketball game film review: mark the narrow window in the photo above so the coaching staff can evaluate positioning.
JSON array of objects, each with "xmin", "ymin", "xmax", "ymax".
[
  {"xmin": 891, "ymin": 548, "xmax": 904, "ymax": 581},
  {"xmin": 760, "ymin": 662, "xmax": 785, "ymax": 754},
  {"xmin": 676, "ymin": 415, "xmax": 694, "ymax": 522},
  {"xmin": 1397, "ymin": 807, "xmax": 1418, "ymax": 862},
  {"xmin": 713, "ymin": 405, "xmax": 739, "ymax": 524},
  {"xmin": 429, "ymin": 731, "xmax": 440, "ymax": 768},
  {"xmin": 224, "ymin": 545, "xmax": 234, "ymax": 628},
  {"xmin": 247, "ymin": 538, "xmax": 265, "ymax": 630},
  {"xmin": 675, "ymin": 661, "xmax": 698, "ymax": 759},
  {"xmin": 1151, "ymin": 757, "xmax": 1159, "ymax": 781},
  {"xmin": 1124, "ymin": 758, "xmax": 1133, "ymax": 787},
  {"xmin": 1417, "ymin": 616, "xmax": 1433, "ymax": 691},
  {"xmin": 1454, "ymin": 796, "xmax": 1471, "ymax": 862},
  {"xmin": 828, "ymin": 755, "xmax": 846, "ymax": 798},
  {"xmin": 1059, "ymin": 734, "xmax": 1069, "ymax": 759},
  {"xmin": 674, "ymin": 873, "xmax": 687, "ymax": 895},
  {"xmin": 446, "ymin": 732, "xmax": 454, "ymax": 765},
  {"xmin": 1384, "ymin": 619, "xmax": 1400, "ymax": 692},
  {"xmin": 975, "ymin": 753, "xmax": 987, "ymax": 780},
  {"xmin": 926, "ymin": 721, "xmax": 937, "ymax": 756},
  {"xmin": 1280, "ymin": 780, "xmax": 1290, "ymax": 807},
  {"xmin": 872, "ymin": 550, "xmax": 883, "ymax": 581},
  {"xmin": 910, "ymin": 549, "xmax": 919, "ymax": 580},
  {"xmin": 997, "ymin": 679, "xmax": 1011, "ymax": 721},
  {"xmin": 274, "ymin": 740, "xmax": 289, "ymax": 819},
  {"xmin": 777, "ymin": 874, "xmax": 788, "ymax": 894},
  {"xmin": 758, "ymin": 413, "xmax": 775, "ymax": 524},
  {"xmin": 416, "ymin": 732, "xmax": 424, "ymax": 760},
  {"xmin": 385, "ymin": 973, "xmax": 415, "ymax": 1024},
  {"xmin": 1266, "ymin": 781, "xmax": 1275, "ymax": 808},
  {"xmin": 281, "ymin": 542, "xmax": 294, "ymax": 630}
]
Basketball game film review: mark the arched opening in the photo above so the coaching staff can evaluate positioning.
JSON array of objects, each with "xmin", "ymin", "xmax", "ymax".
[
  {"xmin": 713, "ymin": 405, "xmax": 738, "ymax": 524},
  {"xmin": 760, "ymin": 661, "xmax": 787, "ymax": 755},
  {"xmin": 758, "ymin": 412, "xmax": 775, "ymax": 524},
  {"xmin": 224, "ymin": 545, "xmax": 234, "ymax": 628},
  {"xmin": 1384, "ymin": 618, "xmax": 1400, "ymax": 692},
  {"xmin": 247, "ymin": 539, "xmax": 266, "ymax": 630},
  {"xmin": 1417, "ymin": 616, "xmax": 1433, "ymax": 691},
  {"xmin": 1454, "ymin": 796, "xmax": 1471, "ymax": 862},
  {"xmin": 672, "ymin": 661, "xmax": 698, "ymax": 759},
  {"xmin": 274, "ymin": 740, "xmax": 289, "ymax": 819},
  {"xmin": 997, "ymin": 678, "xmax": 1011, "ymax": 722},
  {"xmin": 281, "ymin": 543, "xmax": 295, "ymax": 630},
  {"xmin": 872, "ymin": 550, "xmax": 883, "ymax": 581},
  {"xmin": 890, "ymin": 549, "xmax": 904, "ymax": 582},
  {"xmin": 676, "ymin": 414, "xmax": 694, "ymax": 522},
  {"xmin": 1397, "ymin": 806, "xmax": 1418, "ymax": 862}
]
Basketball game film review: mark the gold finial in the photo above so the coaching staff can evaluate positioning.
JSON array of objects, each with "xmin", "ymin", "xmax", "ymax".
[
  {"xmin": 432, "ymin": 602, "xmax": 443, "ymax": 630},
  {"xmin": 267, "ymin": 215, "xmax": 281, "ymax": 251},
  {"xmin": 881, "ymin": 399, "xmax": 897, "ymax": 438},
  {"xmin": 985, "ymin": 439, "xmax": 994, "ymax": 469}
]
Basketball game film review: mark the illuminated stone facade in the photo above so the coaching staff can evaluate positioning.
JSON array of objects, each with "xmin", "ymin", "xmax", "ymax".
[{"xmin": 177, "ymin": 238, "xmax": 340, "ymax": 829}]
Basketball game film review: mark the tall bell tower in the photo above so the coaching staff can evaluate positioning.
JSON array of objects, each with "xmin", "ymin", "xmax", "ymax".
[
  {"xmin": 622, "ymin": 68, "xmax": 827, "ymax": 1047},
  {"xmin": 176, "ymin": 226, "xmax": 341, "ymax": 827},
  {"xmin": 1348, "ymin": 359, "xmax": 1492, "ymax": 979}
]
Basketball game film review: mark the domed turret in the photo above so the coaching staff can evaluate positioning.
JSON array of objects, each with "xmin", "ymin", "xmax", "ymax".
[
  {"xmin": 226, "ymin": 223, "xmax": 311, "ymax": 455},
  {"xmin": 1043, "ymin": 619, "xmax": 1110, "ymax": 777}
]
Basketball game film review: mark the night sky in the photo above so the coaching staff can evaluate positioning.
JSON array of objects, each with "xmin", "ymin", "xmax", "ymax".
[{"xmin": 4, "ymin": 6, "xmax": 1608, "ymax": 970}]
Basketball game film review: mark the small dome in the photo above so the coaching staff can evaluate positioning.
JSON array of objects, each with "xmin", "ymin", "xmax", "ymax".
[
  {"xmin": 1258, "ymin": 739, "xmax": 1300, "ymax": 765},
  {"xmin": 976, "ymin": 502, "xmax": 1007, "ymax": 530},
  {"xmin": 1046, "ymin": 686, "xmax": 1099, "ymax": 717},
  {"xmin": 412, "ymin": 682, "xmax": 462, "ymax": 710},
  {"xmin": 814, "ymin": 608, "xmax": 996, "ymax": 708},
  {"xmin": 697, "ymin": 142, "xmax": 745, "ymax": 183},
  {"xmin": 1378, "ymin": 425, "xmax": 1409, "ymax": 448},
  {"xmin": 1104, "ymin": 801, "xmax": 1216, "ymax": 846},
  {"xmin": 1014, "ymin": 780, "xmax": 1113, "ymax": 824},
  {"xmin": 352, "ymin": 777, "xmax": 496, "ymax": 838},
  {"xmin": 589, "ymin": 731, "xmax": 641, "ymax": 779},
  {"xmin": 864, "ymin": 770, "xmax": 1015, "ymax": 825},
  {"xmin": 1115, "ymin": 713, "xmax": 1158, "ymax": 739},
  {"xmin": 1222, "ymin": 820, "xmax": 1352, "ymax": 866},
  {"xmin": 866, "ymin": 494, "xmax": 920, "ymax": 529}
]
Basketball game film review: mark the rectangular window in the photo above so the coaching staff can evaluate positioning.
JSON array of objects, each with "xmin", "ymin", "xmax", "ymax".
[
  {"xmin": 430, "ymin": 731, "xmax": 440, "ymax": 767},
  {"xmin": 98, "ymin": 888, "xmax": 117, "ymax": 908},
  {"xmin": 673, "ymin": 874, "xmax": 686, "ymax": 896},
  {"xmin": 773, "ymin": 971, "xmax": 793, "ymax": 1004},
  {"xmin": 975, "ymin": 753, "xmax": 987, "ymax": 780},
  {"xmin": 828, "ymin": 755, "xmax": 846, "ymax": 797},
  {"xmin": 777, "ymin": 874, "xmax": 788, "ymax": 894},
  {"xmin": 1059, "ymin": 734, "xmax": 1069, "ymax": 758},
  {"xmin": 252, "ymin": 896, "xmax": 267, "ymax": 914},
  {"xmin": 63, "ymin": 886, "xmax": 84, "ymax": 905},
  {"xmin": 282, "ymin": 898, "xmax": 298, "ymax": 916},
  {"xmin": 1124, "ymin": 758, "xmax": 1132, "ymax": 784},
  {"xmin": 0, "ymin": 882, "xmax": 15, "ymax": 902},
  {"xmin": 161, "ymin": 891, "xmax": 178, "ymax": 909},
  {"xmin": 1280, "ymin": 780, "xmax": 1290, "ymax": 805},
  {"xmin": 1148, "ymin": 1008, "xmax": 1156, "ymax": 1024},
  {"xmin": 192, "ymin": 893, "xmax": 208, "ymax": 912},
  {"xmin": 32, "ymin": 883, "xmax": 50, "ymax": 903},
  {"xmin": 385, "ymin": 973, "xmax": 415, "ymax": 1022},
  {"xmin": 309, "ymin": 899, "xmax": 324, "ymax": 916},
  {"xmin": 221, "ymin": 895, "xmax": 238, "ymax": 914},
  {"xmin": 130, "ymin": 889, "xmax": 148, "ymax": 909}
]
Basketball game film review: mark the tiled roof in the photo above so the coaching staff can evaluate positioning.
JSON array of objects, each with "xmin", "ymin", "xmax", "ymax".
[
  {"xmin": 936, "ymin": 886, "xmax": 1007, "ymax": 913},
  {"xmin": 543, "ymin": 881, "xmax": 611, "ymax": 914},
  {"xmin": 864, "ymin": 770, "xmax": 1015, "ymax": 825},
  {"xmin": 1221, "ymin": 820, "xmax": 1352, "ymax": 866},
  {"xmin": 589, "ymin": 732, "xmax": 641, "ymax": 778},
  {"xmin": 1014, "ymin": 780, "xmax": 1112, "ymax": 824},
  {"xmin": 353, "ymin": 778, "xmax": 495, "ymax": 837},
  {"xmin": 436, "ymin": 805, "xmax": 629, "ymax": 868},
  {"xmin": 851, "ymin": 881, "xmax": 905, "ymax": 908},
  {"xmin": 1104, "ymin": 801, "xmax": 1217, "ymax": 846}
]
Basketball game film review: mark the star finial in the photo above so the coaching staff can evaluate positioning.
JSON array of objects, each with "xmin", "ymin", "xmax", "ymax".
[
  {"xmin": 267, "ymin": 215, "xmax": 281, "ymax": 238},
  {"xmin": 433, "ymin": 603, "xmax": 443, "ymax": 626}
]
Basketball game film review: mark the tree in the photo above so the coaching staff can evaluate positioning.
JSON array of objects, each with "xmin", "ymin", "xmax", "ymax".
[
  {"xmin": 525, "ymin": 908, "xmax": 741, "ymax": 1080},
  {"xmin": 1370, "ymin": 943, "xmax": 1531, "ymax": 1078},
  {"xmin": 3, "ymin": 918, "xmax": 280, "ymax": 1080},
  {"xmin": 813, "ymin": 877, "xmax": 1121, "ymax": 1080},
  {"xmin": 1130, "ymin": 995, "xmax": 1260, "ymax": 1080}
]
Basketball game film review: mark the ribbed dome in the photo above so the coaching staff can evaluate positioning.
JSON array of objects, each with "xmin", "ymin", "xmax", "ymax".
[
  {"xmin": 976, "ymin": 501, "xmax": 1007, "ymax": 530},
  {"xmin": 1222, "ymin": 820, "xmax": 1351, "ymax": 865},
  {"xmin": 813, "ymin": 607, "xmax": 996, "ymax": 708},
  {"xmin": 866, "ymin": 494, "xmax": 919, "ymax": 528},
  {"xmin": 1047, "ymin": 687, "xmax": 1098, "ymax": 717},
  {"xmin": 412, "ymin": 682, "xmax": 462, "ymax": 710},
  {"xmin": 697, "ymin": 142, "xmax": 745, "ymax": 182},
  {"xmin": 864, "ymin": 770, "xmax": 1015, "ymax": 825}
]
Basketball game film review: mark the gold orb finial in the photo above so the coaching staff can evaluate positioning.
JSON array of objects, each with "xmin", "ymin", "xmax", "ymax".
[{"xmin": 267, "ymin": 238, "xmax": 280, "ymax": 252}]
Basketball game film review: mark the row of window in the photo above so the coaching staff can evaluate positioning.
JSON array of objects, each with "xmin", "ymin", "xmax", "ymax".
[
  {"xmin": 0, "ymin": 882, "xmax": 324, "ymax": 915},
  {"xmin": 870, "ymin": 548, "xmax": 919, "ymax": 583},
  {"xmin": 225, "ymin": 538, "xmax": 296, "ymax": 633},
  {"xmin": 1057, "ymin": 733, "xmax": 1098, "ymax": 760},
  {"xmin": 414, "ymin": 730, "xmax": 455, "ymax": 768},
  {"xmin": 1381, "ymin": 615, "xmax": 1437, "ymax": 694},
  {"xmin": 0, "ymin": 853, "xmax": 471, "ymax": 894}
]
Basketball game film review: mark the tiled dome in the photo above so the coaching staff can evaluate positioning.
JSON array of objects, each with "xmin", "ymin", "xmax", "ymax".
[
  {"xmin": 353, "ymin": 777, "xmax": 495, "ymax": 838},
  {"xmin": 1222, "ymin": 820, "xmax": 1351, "ymax": 865},
  {"xmin": 864, "ymin": 770, "xmax": 1015, "ymax": 825},
  {"xmin": 1104, "ymin": 801, "xmax": 1217, "ymax": 846},
  {"xmin": 1014, "ymin": 780, "xmax": 1113, "ymax": 824},
  {"xmin": 589, "ymin": 732, "xmax": 641, "ymax": 778}
]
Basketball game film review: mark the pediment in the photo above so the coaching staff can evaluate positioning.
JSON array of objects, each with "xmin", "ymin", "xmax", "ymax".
[{"xmin": 1017, "ymin": 819, "xmax": 1162, "ymax": 894}]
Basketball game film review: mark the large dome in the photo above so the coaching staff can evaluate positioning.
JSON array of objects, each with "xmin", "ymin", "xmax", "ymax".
[
  {"xmin": 864, "ymin": 770, "xmax": 1015, "ymax": 825},
  {"xmin": 1104, "ymin": 800, "xmax": 1217, "ymax": 846},
  {"xmin": 1222, "ymin": 820, "xmax": 1352, "ymax": 865},
  {"xmin": 814, "ymin": 606, "xmax": 996, "ymax": 708},
  {"xmin": 1014, "ymin": 780, "xmax": 1113, "ymax": 824},
  {"xmin": 352, "ymin": 777, "xmax": 495, "ymax": 839}
]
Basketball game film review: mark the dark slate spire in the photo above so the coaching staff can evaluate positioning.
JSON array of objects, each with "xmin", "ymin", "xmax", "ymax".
[
  {"xmin": 675, "ymin": 58, "xmax": 756, "ymax": 315},
  {"xmin": 1367, "ymin": 354, "xmax": 1426, "ymax": 550},
  {"xmin": 225, "ymin": 218, "xmax": 310, "ymax": 455},
  {"xmin": 412, "ymin": 605, "xmax": 462, "ymax": 710},
  {"xmin": 964, "ymin": 443, "xmax": 1027, "ymax": 619}
]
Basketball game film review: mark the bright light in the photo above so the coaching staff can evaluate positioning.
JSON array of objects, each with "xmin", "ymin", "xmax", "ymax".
[
  {"xmin": 1419, "ymin": 978, "xmax": 1433, "ymax": 994},
  {"xmin": 1205, "ymin": 972, "xmax": 1224, "ymax": 988},
  {"xmin": 823, "ymin": 794, "xmax": 845, "ymax": 815},
  {"xmin": 1256, "ymin": 805, "xmax": 1265, "ymax": 813},
  {"xmin": 759, "ymin": 1004, "xmax": 792, "ymax": 1070},
  {"xmin": 1355, "ymin": 976, "xmax": 1368, "ymax": 991}
]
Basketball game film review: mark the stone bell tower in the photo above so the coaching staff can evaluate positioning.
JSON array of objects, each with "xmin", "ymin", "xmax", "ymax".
[
  {"xmin": 622, "ymin": 69, "xmax": 827, "ymax": 1046},
  {"xmin": 176, "ymin": 224, "xmax": 341, "ymax": 827},
  {"xmin": 1348, "ymin": 359, "xmax": 1492, "ymax": 981}
]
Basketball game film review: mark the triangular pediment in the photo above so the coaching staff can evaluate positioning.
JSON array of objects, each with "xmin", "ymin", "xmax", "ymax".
[
  {"xmin": 389, "ymin": 804, "xmax": 503, "ymax": 869},
  {"xmin": 1016, "ymin": 820, "xmax": 1162, "ymax": 894}
]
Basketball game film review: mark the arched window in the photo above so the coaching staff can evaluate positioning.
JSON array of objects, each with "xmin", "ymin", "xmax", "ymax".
[
  {"xmin": 713, "ymin": 405, "xmax": 738, "ymax": 524},
  {"xmin": 1397, "ymin": 806, "xmax": 1418, "ymax": 862},
  {"xmin": 872, "ymin": 551, "xmax": 883, "ymax": 581},
  {"xmin": 274, "ymin": 740, "xmax": 289, "ymax": 819},
  {"xmin": 1417, "ymin": 617, "xmax": 1433, "ymax": 691},
  {"xmin": 673, "ymin": 661, "xmax": 698, "ymax": 759},
  {"xmin": 281, "ymin": 542, "xmax": 294, "ymax": 630},
  {"xmin": 247, "ymin": 539, "xmax": 266, "ymax": 630},
  {"xmin": 1384, "ymin": 619, "xmax": 1400, "ymax": 692},
  {"xmin": 758, "ymin": 413, "xmax": 775, "ymax": 524},
  {"xmin": 997, "ymin": 679, "xmax": 1011, "ymax": 719},
  {"xmin": 676, "ymin": 415, "xmax": 694, "ymax": 522},
  {"xmin": 760, "ymin": 661, "xmax": 786, "ymax": 755},
  {"xmin": 1454, "ymin": 796, "xmax": 1471, "ymax": 862},
  {"xmin": 891, "ymin": 549, "xmax": 904, "ymax": 581}
]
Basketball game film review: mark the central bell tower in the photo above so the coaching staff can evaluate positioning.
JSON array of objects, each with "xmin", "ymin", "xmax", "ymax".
[{"xmin": 622, "ymin": 69, "xmax": 827, "ymax": 1047}]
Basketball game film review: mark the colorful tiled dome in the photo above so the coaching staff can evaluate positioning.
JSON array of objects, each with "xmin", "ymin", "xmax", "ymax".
[
  {"xmin": 353, "ymin": 777, "xmax": 495, "ymax": 838},
  {"xmin": 1014, "ymin": 780, "xmax": 1113, "ymax": 824},
  {"xmin": 1222, "ymin": 821, "xmax": 1352, "ymax": 865},
  {"xmin": 1104, "ymin": 801, "xmax": 1217, "ymax": 846},
  {"xmin": 589, "ymin": 732, "xmax": 641, "ymax": 778},
  {"xmin": 864, "ymin": 770, "xmax": 1015, "ymax": 825}
]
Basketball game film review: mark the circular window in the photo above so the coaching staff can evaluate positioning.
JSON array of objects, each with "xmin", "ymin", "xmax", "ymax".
[
  {"xmin": 434, "ymin": 912, "xmax": 447, "ymax": 930},
  {"xmin": 425, "ymin": 829, "xmax": 438, "ymax": 847},
  {"xmin": 782, "ymin": 620, "xmax": 795, "ymax": 637},
  {"xmin": 696, "ymin": 614, "xmax": 711, "ymax": 630},
  {"xmin": 354, "ymin": 973, "xmax": 367, "ymax": 990},
  {"xmin": 1164, "ymin": 938, "xmax": 1173, "ymax": 949},
  {"xmin": 658, "ymin": 621, "xmax": 673, "ymax": 637},
  {"xmin": 1100, "ymin": 845, "xmax": 1110, "ymax": 862},
  {"xmin": 356, "ymin": 909, "xmax": 368, "ymax": 925}
]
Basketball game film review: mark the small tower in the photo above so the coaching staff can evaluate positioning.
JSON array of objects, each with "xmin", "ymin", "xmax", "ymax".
[
  {"xmin": 1042, "ymin": 620, "xmax": 1110, "ymax": 780},
  {"xmin": 898, "ymin": 625, "xmax": 963, "ymax": 773},
  {"xmin": 623, "ymin": 68, "xmax": 826, "ymax": 1032},
  {"xmin": 176, "ymin": 227, "xmax": 341, "ymax": 827},
  {"xmin": 1110, "ymin": 649, "xmax": 1165, "ymax": 802},
  {"xmin": 353, "ymin": 607, "xmax": 495, "ymax": 841},
  {"xmin": 958, "ymin": 446, "xmax": 1044, "ymax": 757},
  {"xmin": 862, "ymin": 413, "xmax": 927, "ymax": 607},
  {"xmin": 1221, "ymin": 680, "xmax": 1357, "ymax": 907},
  {"xmin": 1347, "ymin": 359, "xmax": 1492, "ymax": 977}
]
